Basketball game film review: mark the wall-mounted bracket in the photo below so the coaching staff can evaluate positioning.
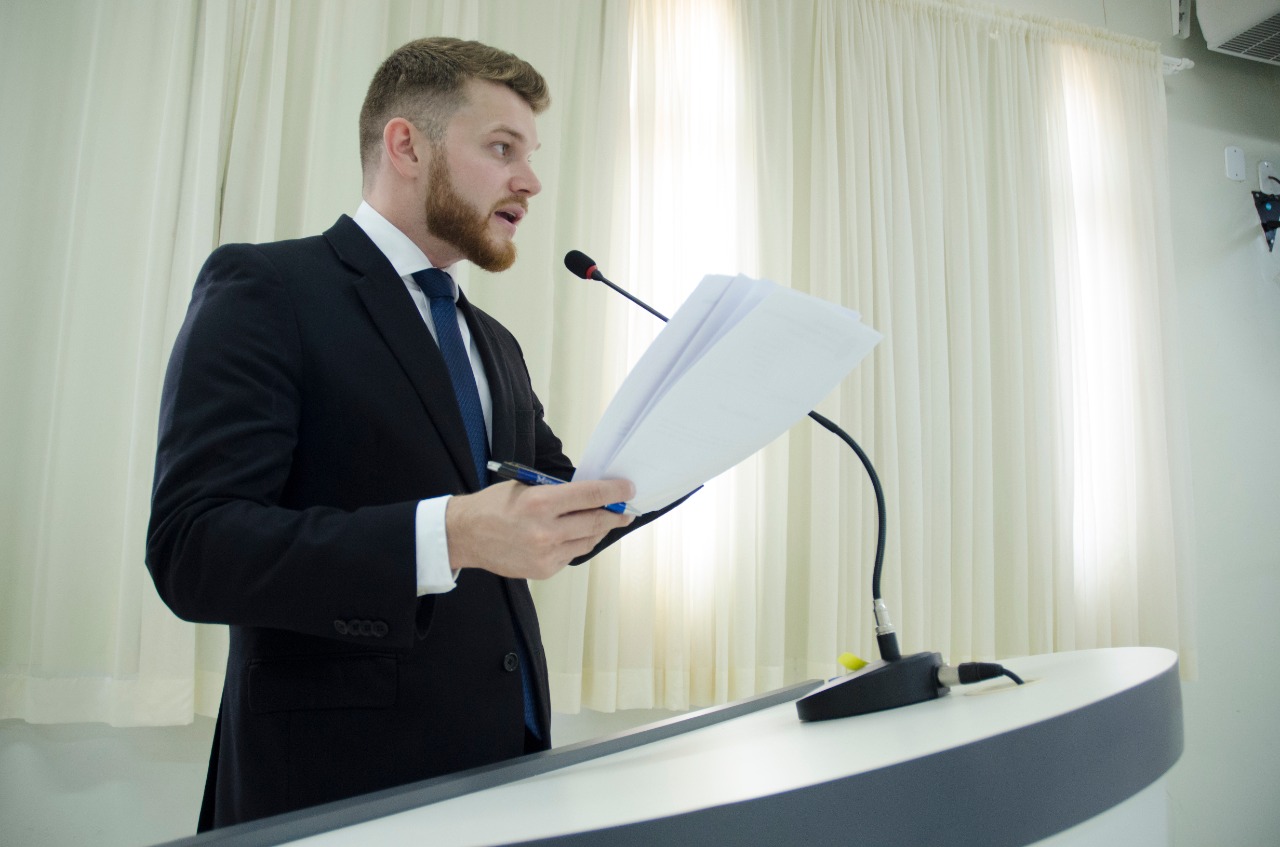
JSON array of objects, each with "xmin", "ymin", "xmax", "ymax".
[
  {"xmin": 1261, "ymin": 161, "xmax": 1279, "ymax": 194},
  {"xmin": 1171, "ymin": 0, "xmax": 1191, "ymax": 38},
  {"xmin": 1253, "ymin": 192, "xmax": 1280, "ymax": 252}
]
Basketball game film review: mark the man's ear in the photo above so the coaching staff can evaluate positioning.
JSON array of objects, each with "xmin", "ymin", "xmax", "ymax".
[{"xmin": 383, "ymin": 117, "xmax": 426, "ymax": 180}]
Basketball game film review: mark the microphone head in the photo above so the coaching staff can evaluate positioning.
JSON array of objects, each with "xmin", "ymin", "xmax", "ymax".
[{"xmin": 564, "ymin": 250, "xmax": 600, "ymax": 280}]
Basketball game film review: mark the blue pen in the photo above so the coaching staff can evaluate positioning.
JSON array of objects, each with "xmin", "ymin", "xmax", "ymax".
[{"xmin": 487, "ymin": 461, "xmax": 641, "ymax": 516}]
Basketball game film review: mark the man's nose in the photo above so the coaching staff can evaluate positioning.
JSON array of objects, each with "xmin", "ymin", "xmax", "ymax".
[{"xmin": 511, "ymin": 160, "xmax": 541, "ymax": 197}]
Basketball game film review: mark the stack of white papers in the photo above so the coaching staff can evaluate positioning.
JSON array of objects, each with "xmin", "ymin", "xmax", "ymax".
[{"xmin": 574, "ymin": 274, "xmax": 882, "ymax": 512}]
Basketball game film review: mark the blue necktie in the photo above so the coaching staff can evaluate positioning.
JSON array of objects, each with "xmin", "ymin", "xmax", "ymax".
[
  {"xmin": 412, "ymin": 267, "xmax": 540, "ymax": 740},
  {"xmin": 413, "ymin": 268, "xmax": 489, "ymax": 485}
]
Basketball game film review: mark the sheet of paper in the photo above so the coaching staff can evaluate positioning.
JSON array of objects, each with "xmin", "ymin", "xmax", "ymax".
[{"xmin": 574, "ymin": 274, "xmax": 882, "ymax": 512}]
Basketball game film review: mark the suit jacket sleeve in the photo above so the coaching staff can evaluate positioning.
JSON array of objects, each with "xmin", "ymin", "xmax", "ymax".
[{"xmin": 147, "ymin": 244, "xmax": 421, "ymax": 648}]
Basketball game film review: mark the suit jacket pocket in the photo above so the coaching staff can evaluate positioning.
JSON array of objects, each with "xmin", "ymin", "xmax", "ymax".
[{"xmin": 248, "ymin": 654, "xmax": 398, "ymax": 713}]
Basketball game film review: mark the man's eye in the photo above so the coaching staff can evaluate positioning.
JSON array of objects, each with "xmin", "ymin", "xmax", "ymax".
[{"xmin": 493, "ymin": 143, "xmax": 510, "ymax": 156}]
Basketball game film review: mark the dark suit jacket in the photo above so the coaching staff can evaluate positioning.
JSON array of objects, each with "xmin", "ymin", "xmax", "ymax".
[{"xmin": 147, "ymin": 216, "xmax": 648, "ymax": 829}]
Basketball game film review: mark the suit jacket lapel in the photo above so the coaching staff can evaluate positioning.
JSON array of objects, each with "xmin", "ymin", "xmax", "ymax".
[
  {"xmin": 458, "ymin": 291, "xmax": 517, "ymax": 466},
  {"xmin": 323, "ymin": 216, "xmax": 481, "ymax": 491}
]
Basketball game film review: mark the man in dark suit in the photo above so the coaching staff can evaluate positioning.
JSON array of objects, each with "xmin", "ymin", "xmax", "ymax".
[{"xmin": 147, "ymin": 37, "xmax": 649, "ymax": 830}]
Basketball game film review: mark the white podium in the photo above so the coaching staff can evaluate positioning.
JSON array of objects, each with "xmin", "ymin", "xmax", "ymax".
[{"xmin": 158, "ymin": 647, "xmax": 1181, "ymax": 847}]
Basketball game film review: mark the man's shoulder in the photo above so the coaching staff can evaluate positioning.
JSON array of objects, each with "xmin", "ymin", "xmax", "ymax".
[
  {"xmin": 213, "ymin": 216, "xmax": 360, "ymax": 259},
  {"xmin": 212, "ymin": 231, "xmax": 333, "ymax": 266},
  {"xmin": 202, "ymin": 218, "xmax": 365, "ymax": 285}
]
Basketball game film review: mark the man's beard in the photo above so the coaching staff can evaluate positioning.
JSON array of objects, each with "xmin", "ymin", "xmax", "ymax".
[{"xmin": 425, "ymin": 154, "xmax": 520, "ymax": 273}]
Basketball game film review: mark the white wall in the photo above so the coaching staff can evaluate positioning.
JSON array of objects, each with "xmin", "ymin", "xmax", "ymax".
[
  {"xmin": 1158, "ymin": 31, "xmax": 1280, "ymax": 847},
  {"xmin": 3, "ymin": 2, "xmax": 1278, "ymax": 846}
]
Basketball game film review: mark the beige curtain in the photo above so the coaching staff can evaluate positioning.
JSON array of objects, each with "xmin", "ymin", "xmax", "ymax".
[
  {"xmin": 0, "ymin": 0, "xmax": 1193, "ymax": 726},
  {"xmin": 538, "ymin": 0, "xmax": 1195, "ymax": 712},
  {"xmin": 1, "ymin": 0, "xmax": 212, "ymax": 724},
  {"xmin": 741, "ymin": 0, "xmax": 1194, "ymax": 682},
  {"xmin": 534, "ymin": 0, "xmax": 789, "ymax": 712}
]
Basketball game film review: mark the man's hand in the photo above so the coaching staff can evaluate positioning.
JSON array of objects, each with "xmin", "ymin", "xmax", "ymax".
[{"xmin": 445, "ymin": 478, "xmax": 636, "ymax": 580}]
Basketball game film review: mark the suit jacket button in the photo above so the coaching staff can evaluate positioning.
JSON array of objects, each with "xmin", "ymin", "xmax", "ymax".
[
  {"xmin": 333, "ymin": 620, "xmax": 349, "ymax": 636},
  {"xmin": 503, "ymin": 652, "xmax": 519, "ymax": 672},
  {"xmin": 371, "ymin": 621, "xmax": 388, "ymax": 638}
]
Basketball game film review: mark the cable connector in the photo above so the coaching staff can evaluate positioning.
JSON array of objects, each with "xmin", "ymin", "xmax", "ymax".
[
  {"xmin": 936, "ymin": 662, "xmax": 1025, "ymax": 688},
  {"xmin": 872, "ymin": 599, "xmax": 902, "ymax": 662}
]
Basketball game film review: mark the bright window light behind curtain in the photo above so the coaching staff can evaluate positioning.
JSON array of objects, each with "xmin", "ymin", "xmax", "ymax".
[
  {"xmin": 1054, "ymin": 42, "xmax": 1190, "ymax": 659},
  {"xmin": 547, "ymin": 0, "xmax": 787, "ymax": 711},
  {"xmin": 726, "ymin": 0, "xmax": 1193, "ymax": 691}
]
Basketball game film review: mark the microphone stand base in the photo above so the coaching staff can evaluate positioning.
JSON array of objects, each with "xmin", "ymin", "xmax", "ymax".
[{"xmin": 796, "ymin": 652, "xmax": 945, "ymax": 721}]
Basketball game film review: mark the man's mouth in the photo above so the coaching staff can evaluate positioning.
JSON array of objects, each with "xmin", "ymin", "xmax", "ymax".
[{"xmin": 493, "ymin": 203, "xmax": 527, "ymax": 232}]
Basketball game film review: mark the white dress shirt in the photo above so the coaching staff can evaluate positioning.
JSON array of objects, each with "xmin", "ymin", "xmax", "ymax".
[{"xmin": 352, "ymin": 201, "xmax": 493, "ymax": 595}]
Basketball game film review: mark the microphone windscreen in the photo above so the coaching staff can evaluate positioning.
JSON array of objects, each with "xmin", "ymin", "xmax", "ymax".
[{"xmin": 564, "ymin": 250, "xmax": 598, "ymax": 280}]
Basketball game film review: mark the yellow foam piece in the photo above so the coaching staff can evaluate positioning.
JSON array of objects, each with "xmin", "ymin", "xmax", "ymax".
[{"xmin": 838, "ymin": 652, "xmax": 868, "ymax": 672}]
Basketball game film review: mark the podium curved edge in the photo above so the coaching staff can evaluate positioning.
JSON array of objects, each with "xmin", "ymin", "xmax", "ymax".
[{"xmin": 506, "ymin": 657, "xmax": 1183, "ymax": 847}]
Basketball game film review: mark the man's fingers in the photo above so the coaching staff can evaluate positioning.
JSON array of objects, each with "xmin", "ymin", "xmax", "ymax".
[
  {"xmin": 525, "ymin": 477, "xmax": 636, "ymax": 517},
  {"xmin": 446, "ymin": 477, "xmax": 636, "ymax": 580},
  {"xmin": 561, "ymin": 501, "xmax": 633, "ymax": 540}
]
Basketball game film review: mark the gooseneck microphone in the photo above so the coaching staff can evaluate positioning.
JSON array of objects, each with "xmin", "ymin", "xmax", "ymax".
[
  {"xmin": 564, "ymin": 250, "xmax": 670, "ymax": 323},
  {"xmin": 563, "ymin": 250, "xmax": 1022, "ymax": 720},
  {"xmin": 563, "ymin": 249, "xmax": 602, "ymax": 281}
]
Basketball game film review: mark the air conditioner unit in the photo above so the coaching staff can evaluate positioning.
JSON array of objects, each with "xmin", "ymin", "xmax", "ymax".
[{"xmin": 1197, "ymin": 0, "xmax": 1280, "ymax": 66}]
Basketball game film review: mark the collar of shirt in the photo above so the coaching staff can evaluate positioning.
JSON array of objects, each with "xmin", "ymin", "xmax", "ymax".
[{"xmin": 352, "ymin": 201, "xmax": 464, "ymax": 303}]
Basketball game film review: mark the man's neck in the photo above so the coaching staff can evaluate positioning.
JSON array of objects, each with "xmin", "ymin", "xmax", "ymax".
[
  {"xmin": 361, "ymin": 192, "xmax": 459, "ymax": 269},
  {"xmin": 354, "ymin": 201, "xmax": 460, "ymax": 277}
]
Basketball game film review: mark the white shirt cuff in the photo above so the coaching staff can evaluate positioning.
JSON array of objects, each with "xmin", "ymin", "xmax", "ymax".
[{"xmin": 415, "ymin": 496, "xmax": 458, "ymax": 595}]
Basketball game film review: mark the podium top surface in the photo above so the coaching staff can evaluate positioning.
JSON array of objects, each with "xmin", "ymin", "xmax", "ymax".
[{"xmin": 268, "ymin": 647, "xmax": 1179, "ymax": 847}]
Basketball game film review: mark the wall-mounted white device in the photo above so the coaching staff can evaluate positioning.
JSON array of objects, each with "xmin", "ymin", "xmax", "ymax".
[
  {"xmin": 1198, "ymin": 0, "xmax": 1280, "ymax": 66},
  {"xmin": 1226, "ymin": 146, "xmax": 1247, "ymax": 181}
]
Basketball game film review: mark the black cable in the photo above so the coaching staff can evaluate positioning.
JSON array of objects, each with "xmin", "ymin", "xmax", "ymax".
[
  {"xmin": 807, "ymin": 411, "xmax": 887, "ymax": 601},
  {"xmin": 937, "ymin": 662, "xmax": 1026, "ymax": 687},
  {"xmin": 574, "ymin": 255, "xmax": 1030, "ymax": 687},
  {"xmin": 566, "ymin": 254, "xmax": 895, "ymax": 654}
]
